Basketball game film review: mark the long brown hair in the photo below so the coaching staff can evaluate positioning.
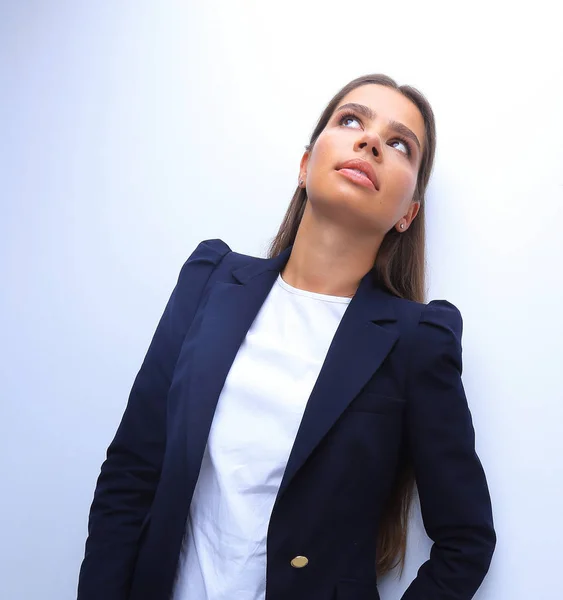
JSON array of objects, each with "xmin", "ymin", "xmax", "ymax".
[{"xmin": 267, "ymin": 74, "xmax": 437, "ymax": 576}]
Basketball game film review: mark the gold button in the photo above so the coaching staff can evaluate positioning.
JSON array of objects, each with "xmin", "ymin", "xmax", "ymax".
[{"xmin": 290, "ymin": 555, "xmax": 309, "ymax": 568}]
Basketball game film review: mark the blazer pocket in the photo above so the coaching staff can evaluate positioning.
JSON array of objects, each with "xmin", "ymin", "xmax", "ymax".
[{"xmin": 347, "ymin": 392, "xmax": 406, "ymax": 415}]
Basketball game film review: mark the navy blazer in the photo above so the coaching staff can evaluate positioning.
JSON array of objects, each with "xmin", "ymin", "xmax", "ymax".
[{"xmin": 78, "ymin": 238, "xmax": 496, "ymax": 600}]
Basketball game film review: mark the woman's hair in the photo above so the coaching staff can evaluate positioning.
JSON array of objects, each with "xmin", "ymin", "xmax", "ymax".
[{"xmin": 267, "ymin": 73, "xmax": 437, "ymax": 577}]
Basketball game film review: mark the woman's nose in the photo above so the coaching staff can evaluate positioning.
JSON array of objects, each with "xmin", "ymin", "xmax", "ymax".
[{"xmin": 358, "ymin": 140, "xmax": 381, "ymax": 158}]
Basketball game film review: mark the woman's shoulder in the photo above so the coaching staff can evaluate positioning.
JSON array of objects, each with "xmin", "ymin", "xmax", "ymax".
[
  {"xmin": 390, "ymin": 293, "xmax": 462, "ymax": 329},
  {"xmin": 172, "ymin": 239, "xmax": 233, "ymax": 287},
  {"xmin": 178, "ymin": 238, "xmax": 232, "ymax": 269},
  {"xmin": 389, "ymin": 294, "xmax": 464, "ymax": 353},
  {"xmin": 420, "ymin": 299, "xmax": 463, "ymax": 335},
  {"xmin": 187, "ymin": 238, "xmax": 233, "ymax": 261},
  {"xmin": 415, "ymin": 300, "xmax": 464, "ymax": 359}
]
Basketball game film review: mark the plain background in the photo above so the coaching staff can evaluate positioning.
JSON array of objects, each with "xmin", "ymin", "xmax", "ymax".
[{"xmin": 1, "ymin": 1, "xmax": 562, "ymax": 598}]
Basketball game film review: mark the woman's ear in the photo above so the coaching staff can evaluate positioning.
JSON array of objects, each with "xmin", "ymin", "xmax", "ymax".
[
  {"xmin": 396, "ymin": 201, "xmax": 421, "ymax": 232},
  {"xmin": 408, "ymin": 201, "xmax": 421, "ymax": 223},
  {"xmin": 299, "ymin": 150, "xmax": 310, "ymax": 181}
]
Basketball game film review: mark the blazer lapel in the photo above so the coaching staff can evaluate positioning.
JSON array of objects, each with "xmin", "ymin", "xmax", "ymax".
[
  {"xmin": 183, "ymin": 246, "xmax": 293, "ymax": 476},
  {"xmin": 183, "ymin": 245, "xmax": 399, "ymax": 501},
  {"xmin": 275, "ymin": 266, "xmax": 399, "ymax": 503}
]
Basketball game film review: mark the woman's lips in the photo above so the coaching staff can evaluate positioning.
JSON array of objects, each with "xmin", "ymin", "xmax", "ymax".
[{"xmin": 336, "ymin": 168, "xmax": 377, "ymax": 190}]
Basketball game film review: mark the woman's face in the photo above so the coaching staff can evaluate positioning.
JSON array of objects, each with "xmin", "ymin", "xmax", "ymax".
[{"xmin": 300, "ymin": 84, "xmax": 426, "ymax": 235}]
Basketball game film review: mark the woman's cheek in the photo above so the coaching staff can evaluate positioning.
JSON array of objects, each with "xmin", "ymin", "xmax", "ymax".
[{"xmin": 388, "ymin": 167, "xmax": 416, "ymax": 202}]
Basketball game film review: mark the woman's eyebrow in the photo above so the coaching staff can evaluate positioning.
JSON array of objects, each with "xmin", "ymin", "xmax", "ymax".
[{"xmin": 335, "ymin": 102, "xmax": 421, "ymax": 153}]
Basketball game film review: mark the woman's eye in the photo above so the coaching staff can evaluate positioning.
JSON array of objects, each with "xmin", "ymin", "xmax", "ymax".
[
  {"xmin": 390, "ymin": 139, "xmax": 410, "ymax": 156},
  {"xmin": 339, "ymin": 114, "xmax": 361, "ymax": 129}
]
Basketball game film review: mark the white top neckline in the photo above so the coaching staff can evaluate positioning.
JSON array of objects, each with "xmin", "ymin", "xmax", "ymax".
[{"xmin": 276, "ymin": 273, "xmax": 352, "ymax": 304}]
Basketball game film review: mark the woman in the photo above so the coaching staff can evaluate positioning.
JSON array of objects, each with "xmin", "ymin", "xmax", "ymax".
[{"xmin": 78, "ymin": 73, "xmax": 496, "ymax": 600}]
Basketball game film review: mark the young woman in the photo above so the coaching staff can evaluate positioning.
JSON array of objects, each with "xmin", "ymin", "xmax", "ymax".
[{"xmin": 77, "ymin": 73, "xmax": 496, "ymax": 600}]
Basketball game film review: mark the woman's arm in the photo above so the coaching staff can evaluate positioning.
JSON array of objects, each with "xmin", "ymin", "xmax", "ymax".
[
  {"xmin": 400, "ymin": 300, "xmax": 496, "ymax": 600},
  {"xmin": 77, "ymin": 238, "xmax": 231, "ymax": 600}
]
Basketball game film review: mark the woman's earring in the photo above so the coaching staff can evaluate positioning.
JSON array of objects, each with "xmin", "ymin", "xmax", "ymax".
[
  {"xmin": 400, "ymin": 223, "xmax": 405, "ymax": 230},
  {"xmin": 299, "ymin": 179, "xmax": 304, "ymax": 187}
]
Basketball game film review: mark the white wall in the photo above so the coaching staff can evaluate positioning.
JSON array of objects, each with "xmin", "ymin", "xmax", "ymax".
[{"xmin": 1, "ymin": 1, "xmax": 562, "ymax": 598}]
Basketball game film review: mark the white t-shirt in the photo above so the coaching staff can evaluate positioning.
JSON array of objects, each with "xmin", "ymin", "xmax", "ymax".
[{"xmin": 172, "ymin": 272, "xmax": 352, "ymax": 600}]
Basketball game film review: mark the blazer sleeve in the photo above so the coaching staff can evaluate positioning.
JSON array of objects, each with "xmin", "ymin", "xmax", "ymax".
[
  {"xmin": 77, "ymin": 238, "xmax": 231, "ymax": 600},
  {"xmin": 399, "ymin": 300, "xmax": 496, "ymax": 600}
]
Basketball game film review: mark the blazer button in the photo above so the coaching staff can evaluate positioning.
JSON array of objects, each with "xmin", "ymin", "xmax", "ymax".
[{"xmin": 290, "ymin": 556, "xmax": 309, "ymax": 568}]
